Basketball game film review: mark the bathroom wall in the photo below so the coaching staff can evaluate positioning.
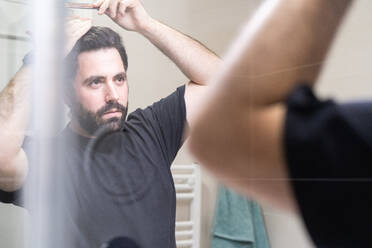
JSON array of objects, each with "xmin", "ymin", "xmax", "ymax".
[{"xmin": 1, "ymin": 0, "xmax": 371, "ymax": 247}]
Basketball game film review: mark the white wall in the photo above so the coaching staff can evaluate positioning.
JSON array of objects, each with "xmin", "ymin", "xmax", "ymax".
[{"xmin": 317, "ymin": 0, "xmax": 372, "ymax": 101}]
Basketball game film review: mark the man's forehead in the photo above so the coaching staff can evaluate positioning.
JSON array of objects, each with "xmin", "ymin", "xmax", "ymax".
[
  {"xmin": 76, "ymin": 48, "xmax": 126, "ymax": 76},
  {"xmin": 78, "ymin": 47, "xmax": 122, "ymax": 63}
]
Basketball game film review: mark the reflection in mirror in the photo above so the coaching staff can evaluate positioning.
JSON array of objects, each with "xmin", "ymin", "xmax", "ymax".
[
  {"xmin": 2, "ymin": 0, "xmax": 271, "ymax": 247},
  {"xmin": 8, "ymin": 0, "xmax": 372, "ymax": 247}
]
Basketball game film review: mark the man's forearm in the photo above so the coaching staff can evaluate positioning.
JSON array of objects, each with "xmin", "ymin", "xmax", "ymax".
[
  {"xmin": 0, "ymin": 66, "xmax": 31, "ymax": 165},
  {"xmin": 139, "ymin": 19, "xmax": 221, "ymax": 85},
  {"xmin": 209, "ymin": 0, "xmax": 352, "ymax": 106}
]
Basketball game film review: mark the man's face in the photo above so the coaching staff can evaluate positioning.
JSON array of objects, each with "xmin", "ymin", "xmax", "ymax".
[{"xmin": 70, "ymin": 48, "xmax": 129, "ymax": 135}]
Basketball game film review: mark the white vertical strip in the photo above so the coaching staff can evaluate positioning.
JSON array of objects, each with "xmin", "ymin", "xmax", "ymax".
[
  {"xmin": 191, "ymin": 164, "xmax": 201, "ymax": 248},
  {"xmin": 26, "ymin": 0, "xmax": 65, "ymax": 247},
  {"xmin": 173, "ymin": 164, "xmax": 201, "ymax": 248}
]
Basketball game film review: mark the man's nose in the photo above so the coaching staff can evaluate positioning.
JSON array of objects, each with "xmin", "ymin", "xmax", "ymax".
[{"xmin": 105, "ymin": 82, "xmax": 120, "ymax": 102}]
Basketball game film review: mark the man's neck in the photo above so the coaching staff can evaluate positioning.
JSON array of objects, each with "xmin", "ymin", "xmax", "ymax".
[{"xmin": 69, "ymin": 120, "xmax": 95, "ymax": 138}]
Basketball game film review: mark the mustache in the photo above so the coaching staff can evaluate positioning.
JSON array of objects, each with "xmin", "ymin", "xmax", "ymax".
[{"xmin": 96, "ymin": 102, "xmax": 127, "ymax": 117}]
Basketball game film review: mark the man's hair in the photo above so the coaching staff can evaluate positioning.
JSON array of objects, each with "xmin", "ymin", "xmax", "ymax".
[{"xmin": 64, "ymin": 26, "xmax": 128, "ymax": 98}]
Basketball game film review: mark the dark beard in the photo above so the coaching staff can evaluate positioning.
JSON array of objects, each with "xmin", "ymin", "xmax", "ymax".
[{"xmin": 71, "ymin": 101, "xmax": 128, "ymax": 136}]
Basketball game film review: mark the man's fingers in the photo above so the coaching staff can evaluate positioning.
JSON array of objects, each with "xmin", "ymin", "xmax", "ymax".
[
  {"xmin": 66, "ymin": 17, "xmax": 91, "ymax": 29},
  {"xmin": 65, "ymin": 17, "xmax": 88, "ymax": 31},
  {"xmin": 75, "ymin": 19, "xmax": 92, "ymax": 35},
  {"xmin": 98, "ymin": 0, "xmax": 110, "ymax": 15},
  {"xmin": 71, "ymin": 22, "xmax": 91, "ymax": 37},
  {"xmin": 117, "ymin": 0, "xmax": 139, "ymax": 17},
  {"xmin": 66, "ymin": 18, "xmax": 92, "ymax": 39},
  {"xmin": 80, "ymin": 20, "xmax": 92, "ymax": 34},
  {"xmin": 109, "ymin": 0, "xmax": 120, "ymax": 18},
  {"xmin": 118, "ymin": 0, "xmax": 130, "ymax": 16},
  {"xmin": 64, "ymin": 19, "xmax": 92, "ymax": 55},
  {"xmin": 66, "ymin": 20, "xmax": 86, "ymax": 35}
]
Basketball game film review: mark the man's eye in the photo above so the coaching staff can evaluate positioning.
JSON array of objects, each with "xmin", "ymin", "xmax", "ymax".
[
  {"xmin": 116, "ymin": 76, "xmax": 126, "ymax": 84},
  {"xmin": 89, "ymin": 80, "xmax": 102, "ymax": 88}
]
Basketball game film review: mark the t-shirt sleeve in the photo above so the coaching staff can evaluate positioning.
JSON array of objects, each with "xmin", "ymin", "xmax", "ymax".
[
  {"xmin": 284, "ymin": 85, "xmax": 372, "ymax": 247},
  {"xmin": 0, "ymin": 188, "xmax": 22, "ymax": 205},
  {"xmin": 128, "ymin": 85, "xmax": 186, "ymax": 165}
]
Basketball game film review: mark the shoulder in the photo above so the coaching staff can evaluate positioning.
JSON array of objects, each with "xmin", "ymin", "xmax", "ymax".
[
  {"xmin": 284, "ymin": 85, "xmax": 372, "ymax": 246},
  {"xmin": 284, "ymin": 85, "xmax": 372, "ymax": 159},
  {"xmin": 126, "ymin": 85, "xmax": 186, "ymax": 125}
]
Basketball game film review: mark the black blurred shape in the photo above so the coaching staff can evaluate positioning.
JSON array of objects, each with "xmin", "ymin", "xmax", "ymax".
[{"xmin": 102, "ymin": 236, "xmax": 141, "ymax": 248}]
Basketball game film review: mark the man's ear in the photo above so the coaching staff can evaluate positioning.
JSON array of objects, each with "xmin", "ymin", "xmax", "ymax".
[
  {"xmin": 63, "ymin": 64, "xmax": 78, "ymax": 108},
  {"xmin": 63, "ymin": 87, "xmax": 74, "ymax": 109}
]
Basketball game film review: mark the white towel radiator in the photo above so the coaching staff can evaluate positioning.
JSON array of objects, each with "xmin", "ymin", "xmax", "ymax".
[{"xmin": 171, "ymin": 164, "xmax": 201, "ymax": 248}]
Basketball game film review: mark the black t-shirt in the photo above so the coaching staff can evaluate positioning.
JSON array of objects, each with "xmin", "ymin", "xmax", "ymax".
[
  {"xmin": 284, "ymin": 85, "xmax": 372, "ymax": 248},
  {"xmin": 0, "ymin": 86, "xmax": 186, "ymax": 248}
]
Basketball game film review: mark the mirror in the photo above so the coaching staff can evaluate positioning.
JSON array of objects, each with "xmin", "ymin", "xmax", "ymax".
[
  {"xmin": 1, "ymin": 0, "xmax": 371, "ymax": 248},
  {"xmin": 0, "ymin": 0, "xmax": 261, "ymax": 247}
]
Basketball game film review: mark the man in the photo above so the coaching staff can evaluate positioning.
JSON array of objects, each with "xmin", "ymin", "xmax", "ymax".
[
  {"xmin": 0, "ymin": 0, "xmax": 220, "ymax": 247},
  {"xmin": 189, "ymin": 0, "xmax": 372, "ymax": 247}
]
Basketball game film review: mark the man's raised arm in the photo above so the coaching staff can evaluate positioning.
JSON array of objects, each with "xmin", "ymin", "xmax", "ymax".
[
  {"xmin": 0, "ymin": 66, "xmax": 31, "ymax": 192},
  {"xmin": 94, "ymin": 0, "xmax": 222, "ymax": 125},
  {"xmin": 0, "ymin": 17, "xmax": 92, "ymax": 192},
  {"xmin": 188, "ymin": 0, "xmax": 353, "ymax": 210}
]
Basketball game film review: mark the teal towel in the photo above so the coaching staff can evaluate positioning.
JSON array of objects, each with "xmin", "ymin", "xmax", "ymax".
[{"xmin": 211, "ymin": 186, "xmax": 270, "ymax": 248}]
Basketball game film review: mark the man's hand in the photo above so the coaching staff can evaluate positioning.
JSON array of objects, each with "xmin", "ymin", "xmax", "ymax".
[
  {"xmin": 93, "ymin": 0, "xmax": 153, "ymax": 33},
  {"xmin": 27, "ymin": 17, "xmax": 91, "ymax": 57},
  {"xmin": 65, "ymin": 17, "xmax": 92, "ymax": 56}
]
